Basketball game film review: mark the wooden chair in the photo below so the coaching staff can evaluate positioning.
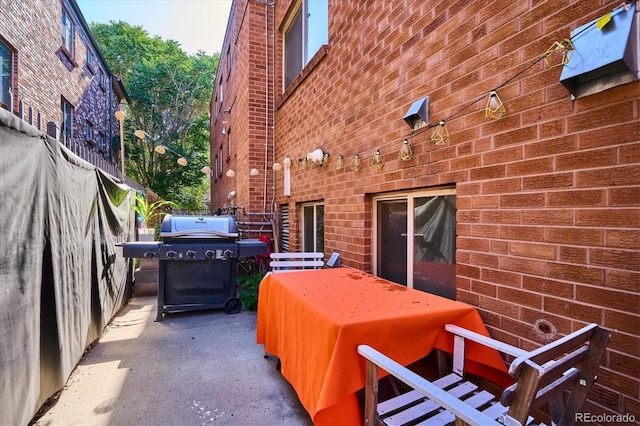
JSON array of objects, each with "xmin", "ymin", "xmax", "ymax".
[
  {"xmin": 269, "ymin": 252, "xmax": 324, "ymax": 272},
  {"xmin": 358, "ymin": 323, "xmax": 610, "ymax": 426}
]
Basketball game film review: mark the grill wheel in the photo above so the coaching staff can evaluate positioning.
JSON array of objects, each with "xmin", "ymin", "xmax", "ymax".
[{"xmin": 224, "ymin": 297, "xmax": 242, "ymax": 314}]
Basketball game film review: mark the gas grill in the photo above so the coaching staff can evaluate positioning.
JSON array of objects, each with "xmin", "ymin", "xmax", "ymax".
[{"xmin": 120, "ymin": 214, "xmax": 267, "ymax": 321}]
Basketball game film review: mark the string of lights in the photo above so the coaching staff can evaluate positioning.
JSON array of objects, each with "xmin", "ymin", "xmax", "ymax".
[{"xmin": 284, "ymin": 1, "xmax": 629, "ymax": 172}]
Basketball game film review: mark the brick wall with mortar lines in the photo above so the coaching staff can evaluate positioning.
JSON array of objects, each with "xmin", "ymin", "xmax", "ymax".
[
  {"xmin": 265, "ymin": 0, "xmax": 640, "ymax": 419},
  {"xmin": 210, "ymin": 0, "xmax": 275, "ymax": 214},
  {"xmin": 0, "ymin": 0, "xmax": 120, "ymax": 161}
]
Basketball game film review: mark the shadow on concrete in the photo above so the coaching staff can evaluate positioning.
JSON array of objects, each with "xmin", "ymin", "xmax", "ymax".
[{"xmin": 32, "ymin": 294, "xmax": 313, "ymax": 425}]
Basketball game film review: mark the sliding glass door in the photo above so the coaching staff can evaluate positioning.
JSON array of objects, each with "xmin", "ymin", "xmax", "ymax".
[{"xmin": 374, "ymin": 188, "xmax": 456, "ymax": 299}]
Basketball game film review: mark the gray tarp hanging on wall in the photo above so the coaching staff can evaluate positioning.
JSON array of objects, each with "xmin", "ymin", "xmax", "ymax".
[{"xmin": 0, "ymin": 109, "xmax": 134, "ymax": 425}]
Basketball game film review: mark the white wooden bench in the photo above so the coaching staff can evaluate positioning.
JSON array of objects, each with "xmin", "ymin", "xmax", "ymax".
[{"xmin": 269, "ymin": 252, "xmax": 324, "ymax": 272}]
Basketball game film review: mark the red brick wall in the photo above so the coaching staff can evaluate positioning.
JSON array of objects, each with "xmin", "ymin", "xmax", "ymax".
[
  {"xmin": 210, "ymin": 0, "xmax": 275, "ymax": 214},
  {"xmin": 219, "ymin": 0, "xmax": 639, "ymax": 418},
  {"xmin": 0, "ymin": 0, "xmax": 121, "ymax": 161}
]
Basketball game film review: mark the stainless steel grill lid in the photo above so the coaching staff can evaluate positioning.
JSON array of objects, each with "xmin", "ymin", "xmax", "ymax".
[{"xmin": 160, "ymin": 214, "xmax": 238, "ymax": 240}]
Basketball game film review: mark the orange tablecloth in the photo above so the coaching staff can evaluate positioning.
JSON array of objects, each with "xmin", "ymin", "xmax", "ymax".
[{"xmin": 256, "ymin": 268, "xmax": 510, "ymax": 425}]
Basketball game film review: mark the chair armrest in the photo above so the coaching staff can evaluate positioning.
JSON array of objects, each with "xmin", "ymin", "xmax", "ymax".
[
  {"xmin": 358, "ymin": 345, "xmax": 502, "ymax": 426},
  {"xmin": 445, "ymin": 324, "xmax": 528, "ymax": 358}
]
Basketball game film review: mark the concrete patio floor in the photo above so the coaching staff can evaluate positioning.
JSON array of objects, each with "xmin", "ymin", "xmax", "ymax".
[{"xmin": 31, "ymin": 281, "xmax": 313, "ymax": 426}]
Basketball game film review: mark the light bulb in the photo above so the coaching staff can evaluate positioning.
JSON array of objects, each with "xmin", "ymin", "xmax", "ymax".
[
  {"xmin": 272, "ymin": 162, "xmax": 282, "ymax": 171},
  {"xmin": 489, "ymin": 93, "xmax": 499, "ymax": 109},
  {"xmin": 431, "ymin": 121, "xmax": 449, "ymax": 145},
  {"xmin": 485, "ymin": 91, "xmax": 506, "ymax": 119},
  {"xmin": 335, "ymin": 155, "xmax": 344, "ymax": 170},
  {"xmin": 226, "ymin": 169, "xmax": 236, "ymax": 178},
  {"xmin": 250, "ymin": 168, "xmax": 259, "ymax": 176},
  {"xmin": 350, "ymin": 154, "xmax": 361, "ymax": 171},
  {"xmin": 371, "ymin": 150, "xmax": 384, "ymax": 170},
  {"xmin": 154, "ymin": 145, "xmax": 166, "ymax": 154},
  {"xmin": 177, "ymin": 157, "xmax": 188, "ymax": 166},
  {"xmin": 398, "ymin": 140, "xmax": 412, "ymax": 161}
]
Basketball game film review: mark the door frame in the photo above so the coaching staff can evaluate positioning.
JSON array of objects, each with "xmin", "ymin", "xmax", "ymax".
[{"xmin": 372, "ymin": 186, "xmax": 456, "ymax": 288}]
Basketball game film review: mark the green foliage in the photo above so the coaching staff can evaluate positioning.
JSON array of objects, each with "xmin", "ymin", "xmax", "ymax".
[
  {"xmin": 91, "ymin": 21, "xmax": 219, "ymax": 209},
  {"xmin": 134, "ymin": 192, "xmax": 176, "ymax": 225},
  {"xmin": 237, "ymin": 270, "xmax": 268, "ymax": 311}
]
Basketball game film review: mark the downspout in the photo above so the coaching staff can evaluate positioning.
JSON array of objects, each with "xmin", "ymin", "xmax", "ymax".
[
  {"xmin": 270, "ymin": 0, "xmax": 277, "ymax": 213},
  {"xmin": 263, "ymin": 0, "xmax": 269, "ymax": 212}
]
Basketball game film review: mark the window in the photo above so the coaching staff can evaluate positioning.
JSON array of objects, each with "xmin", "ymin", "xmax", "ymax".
[
  {"xmin": 374, "ymin": 188, "xmax": 457, "ymax": 299},
  {"xmin": 301, "ymin": 202, "xmax": 324, "ymax": 252},
  {"xmin": 86, "ymin": 50, "xmax": 94, "ymax": 70},
  {"xmin": 219, "ymin": 77, "xmax": 224, "ymax": 105},
  {"xmin": 226, "ymin": 43, "xmax": 232, "ymax": 75},
  {"xmin": 85, "ymin": 121, "xmax": 93, "ymax": 141},
  {"xmin": 216, "ymin": 144, "xmax": 224, "ymax": 178},
  {"xmin": 61, "ymin": 98, "xmax": 74, "ymax": 145},
  {"xmin": 98, "ymin": 132, "xmax": 106, "ymax": 151},
  {"xmin": 284, "ymin": 0, "xmax": 328, "ymax": 88},
  {"xmin": 0, "ymin": 39, "xmax": 13, "ymax": 110},
  {"xmin": 61, "ymin": 8, "xmax": 74, "ymax": 56},
  {"xmin": 98, "ymin": 68, "xmax": 105, "ymax": 89},
  {"xmin": 214, "ymin": 153, "xmax": 219, "ymax": 182}
]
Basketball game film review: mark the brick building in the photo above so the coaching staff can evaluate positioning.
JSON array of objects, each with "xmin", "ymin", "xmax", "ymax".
[
  {"xmin": 212, "ymin": 0, "xmax": 639, "ymax": 420},
  {"xmin": 0, "ymin": 0, "xmax": 128, "ymax": 175}
]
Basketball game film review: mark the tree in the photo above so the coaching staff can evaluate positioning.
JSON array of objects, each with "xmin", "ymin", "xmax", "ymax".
[{"xmin": 91, "ymin": 21, "xmax": 218, "ymax": 209}]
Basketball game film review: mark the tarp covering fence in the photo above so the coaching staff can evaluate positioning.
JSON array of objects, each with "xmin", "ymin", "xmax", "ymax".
[{"xmin": 0, "ymin": 109, "xmax": 134, "ymax": 425}]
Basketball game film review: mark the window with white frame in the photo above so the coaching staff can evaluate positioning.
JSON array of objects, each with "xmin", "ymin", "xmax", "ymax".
[
  {"xmin": 0, "ymin": 39, "xmax": 13, "ymax": 110},
  {"xmin": 61, "ymin": 7, "xmax": 74, "ymax": 56},
  {"xmin": 374, "ymin": 188, "xmax": 457, "ymax": 300},
  {"xmin": 301, "ymin": 202, "xmax": 324, "ymax": 253},
  {"xmin": 283, "ymin": 0, "xmax": 328, "ymax": 88}
]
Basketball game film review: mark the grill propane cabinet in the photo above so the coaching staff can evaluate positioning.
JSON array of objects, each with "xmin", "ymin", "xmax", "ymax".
[{"xmin": 120, "ymin": 215, "xmax": 267, "ymax": 321}]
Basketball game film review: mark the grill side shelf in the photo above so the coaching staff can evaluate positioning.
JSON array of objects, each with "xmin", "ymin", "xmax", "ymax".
[{"xmin": 117, "ymin": 242, "xmax": 162, "ymax": 259}]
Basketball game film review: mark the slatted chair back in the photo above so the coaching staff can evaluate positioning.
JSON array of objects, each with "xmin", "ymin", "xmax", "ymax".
[
  {"xmin": 501, "ymin": 323, "xmax": 610, "ymax": 426},
  {"xmin": 269, "ymin": 252, "xmax": 324, "ymax": 272},
  {"xmin": 358, "ymin": 322, "xmax": 610, "ymax": 426}
]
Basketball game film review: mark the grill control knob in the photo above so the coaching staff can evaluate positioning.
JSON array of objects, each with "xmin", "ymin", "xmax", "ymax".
[
  {"xmin": 204, "ymin": 250, "xmax": 215, "ymax": 259},
  {"xmin": 186, "ymin": 250, "xmax": 196, "ymax": 259},
  {"xmin": 223, "ymin": 249, "xmax": 233, "ymax": 259},
  {"xmin": 166, "ymin": 250, "xmax": 177, "ymax": 259}
]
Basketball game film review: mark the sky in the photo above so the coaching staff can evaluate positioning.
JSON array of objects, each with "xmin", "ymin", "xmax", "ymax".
[{"xmin": 76, "ymin": 0, "xmax": 232, "ymax": 55}]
